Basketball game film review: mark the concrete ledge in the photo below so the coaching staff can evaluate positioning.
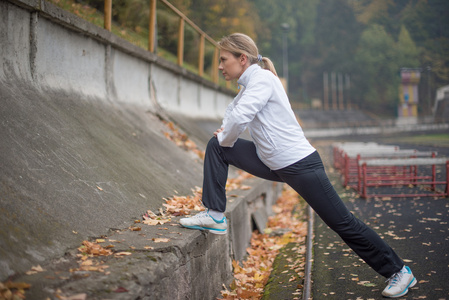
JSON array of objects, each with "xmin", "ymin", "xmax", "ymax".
[{"xmin": 14, "ymin": 178, "xmax": 282, "ymax": 299}]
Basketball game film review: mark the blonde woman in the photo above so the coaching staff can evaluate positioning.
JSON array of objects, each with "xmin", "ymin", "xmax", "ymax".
[{"xmin": 180, "ymin": 33, "xmax": 416, "ymax": 298}]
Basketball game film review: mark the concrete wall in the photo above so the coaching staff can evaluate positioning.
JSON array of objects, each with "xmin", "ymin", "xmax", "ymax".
[{"xmin": 1, "ymin": 0, "xmax": 234, "ymax": 115}]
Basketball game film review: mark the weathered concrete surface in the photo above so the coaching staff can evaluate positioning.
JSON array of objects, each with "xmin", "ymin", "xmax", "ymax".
[
  {"xmin": 13, "ymin": 210, "xmax": 233, "ymax": 299},
  {"xmin": 0, "ymin": 79, "xmax": 204, "ymax": 278}
]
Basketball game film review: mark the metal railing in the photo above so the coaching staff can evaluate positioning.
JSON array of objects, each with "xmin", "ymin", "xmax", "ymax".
[{"xmin": 103, "ymin": 0, "xmax": 221, "ymax": 85}]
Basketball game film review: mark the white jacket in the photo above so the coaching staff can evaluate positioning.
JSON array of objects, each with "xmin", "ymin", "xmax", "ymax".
[{"xmin": 216, "ymin": 64, "xmax": 316, "ymax": 170}]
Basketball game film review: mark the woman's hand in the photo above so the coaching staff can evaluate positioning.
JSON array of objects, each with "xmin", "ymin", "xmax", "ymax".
[{"xmin": 214, "ymin": 127, "xmax": 224, "ymax": 138}]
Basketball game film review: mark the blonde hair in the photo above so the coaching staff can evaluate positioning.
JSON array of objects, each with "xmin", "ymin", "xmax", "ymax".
[{"xmin": 218, "ymin": 33, "xmax": 278, "ymax": 77}]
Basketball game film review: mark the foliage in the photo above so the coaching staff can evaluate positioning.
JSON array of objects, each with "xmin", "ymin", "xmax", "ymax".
[
  {"xmin": 348, "ymin": 0, "xmax": 449, "ymax": 115},
  {"xmin": 220, "ymin": 186, "xmax": 307, "ymax": 299},
  {"xmin": 353, "ymin": 24, "xmax": 399, "ymax": 112},
  {"xmin": 55, "ymin": 0, "xmax": 448, "ymax": 117}
]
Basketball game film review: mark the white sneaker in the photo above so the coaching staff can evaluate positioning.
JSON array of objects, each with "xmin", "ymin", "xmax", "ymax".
[
  {"xmin": 382, "ymin": 266, "xmax": 417, "ymax": 298},
  {"xmin": 179, "ymin": 210, "xmax": 228, "ymax": 235}
]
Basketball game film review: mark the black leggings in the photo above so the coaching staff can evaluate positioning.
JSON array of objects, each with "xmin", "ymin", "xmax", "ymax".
[{"xmin": 202, "ymin": 137, "xmax": 403, "ymax": 278}]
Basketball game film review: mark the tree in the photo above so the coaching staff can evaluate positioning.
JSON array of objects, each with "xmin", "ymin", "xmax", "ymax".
[
  {"xmin": 353, "ymin": 24, "xmax": 398, "ymax": 114},
  {"xmin": 395, "ymin": 25, "xmax": 420, "ymax": 68},
  {"xmin": 188, "ymin": 0, "xmax": 260, "ymax": 39}
]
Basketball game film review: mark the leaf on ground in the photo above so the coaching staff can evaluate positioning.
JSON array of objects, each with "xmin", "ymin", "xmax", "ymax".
[
  {"xmin": 162, "ymin": 121, "xmax": 204, "ymax": 159},
  {"xmin": 115, "ymin": 252, "xmax": 132, "ymax": 256},
  {"xmin": 152, "ymin": 238, "xmax": 170, "ymax": 243},
  {"xmin": 64, "ymin": 293, "xmax": 88, "ymax": 300},
  {"xmin": 113, "ymin": 287, "xmax": 129, "ymax": 293},
  {"xmin": 142, "ymin": 218, "xmax": 171, "ymax": 225},
  {"xmin": 25, "ymin": 265, "xmax": 45, "ymax": 275},
  {"xmin": 3, "ymin": 281, "xmax": 31, "ymax": 290},
  {"xmin": 70, "ymin": 259, "xmax": 109, "ymax": 273},
  {"xmin": 78, "ymin": 241, "xmax": 113, "ymax": 257},
  {"xmin": 219, "ymin": 186, "xmax": 307, "ymax": 299}
]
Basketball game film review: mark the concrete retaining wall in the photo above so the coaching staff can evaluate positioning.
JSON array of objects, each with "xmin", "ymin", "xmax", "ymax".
[{"xmin": 1, "ymin": 0, "xmax": 234, "ymax": 115}]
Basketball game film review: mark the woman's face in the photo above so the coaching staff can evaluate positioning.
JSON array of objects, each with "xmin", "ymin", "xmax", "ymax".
[{"xmin": 219, "ymin": 50, "xmax": 247, "ymax": 81}]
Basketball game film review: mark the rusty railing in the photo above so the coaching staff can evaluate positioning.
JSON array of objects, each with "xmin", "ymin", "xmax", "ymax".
[{"xmin": 103, "ymin": 0, "xmax": 221, "ymax": 85}]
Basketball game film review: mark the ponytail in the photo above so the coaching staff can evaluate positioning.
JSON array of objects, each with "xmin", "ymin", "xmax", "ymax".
[{"xmin": 260, "ymin": 57, "xmax": 278, "ymax": 77}]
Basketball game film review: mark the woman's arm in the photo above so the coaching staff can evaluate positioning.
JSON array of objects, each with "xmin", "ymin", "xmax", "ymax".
[{"xmin": 217, "ymin": 73, "xmax": 272, "ymax": 147}]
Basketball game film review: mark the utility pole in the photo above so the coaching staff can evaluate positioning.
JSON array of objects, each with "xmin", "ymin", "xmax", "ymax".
[
  {"xmin": 427, "ymin": 66, "xmax": 432, "ymax": 114},
  {"xmin": 281, "ymin": 23, "xmax": 290, "ymax": 95}
]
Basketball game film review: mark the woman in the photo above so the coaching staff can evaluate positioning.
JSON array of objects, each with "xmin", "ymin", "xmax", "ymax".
[{"xmin": 180, "ymin": 33, "xmax": 416, "ymax": 298}]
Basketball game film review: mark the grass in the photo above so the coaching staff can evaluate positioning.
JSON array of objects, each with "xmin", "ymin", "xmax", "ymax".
[{"xmin": 382, "ymin": 133, "xmax": 449, "ymax": 148}]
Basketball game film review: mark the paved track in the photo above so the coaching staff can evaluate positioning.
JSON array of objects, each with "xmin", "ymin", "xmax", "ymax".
[{"xmin": 311, "ymin": 142, "xmax": 449, "ymax": 300}]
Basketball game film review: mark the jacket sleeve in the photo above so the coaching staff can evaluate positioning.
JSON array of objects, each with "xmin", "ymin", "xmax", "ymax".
[{"xmin": 217, "ymin": 73, "xmax": 272, "ymax": 147}]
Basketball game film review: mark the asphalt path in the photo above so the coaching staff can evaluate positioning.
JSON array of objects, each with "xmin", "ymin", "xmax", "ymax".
[{"xmin": 310, "ymin": 141, "xmax": 449, "ymax": 300}]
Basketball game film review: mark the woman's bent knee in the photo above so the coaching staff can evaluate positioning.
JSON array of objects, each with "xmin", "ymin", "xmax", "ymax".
[{"xmin": 207, "ymin": 136, "xmax": 220, "ymax": 149}]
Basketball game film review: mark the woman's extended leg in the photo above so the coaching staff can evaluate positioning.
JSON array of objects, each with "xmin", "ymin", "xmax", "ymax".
[
  {"xmin": 274, "ymin": 151, "xmax": 403, "ymax": 278},
  {"xmin": 202, "ymin": 137, "xmax": 282, "ymax": 212}
]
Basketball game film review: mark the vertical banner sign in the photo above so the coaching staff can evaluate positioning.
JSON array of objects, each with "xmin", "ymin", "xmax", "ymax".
[{"xmin": 399, "ymin": 68, "xmax": 421, "ymax": 117}]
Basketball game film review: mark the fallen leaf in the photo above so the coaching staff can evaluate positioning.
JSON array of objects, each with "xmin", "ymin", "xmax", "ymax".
[
  {"xmin": 142, "ymin": 219, "xmax": 171, "ymax": 226},
  {"xmin": 152, "ymin": 238, "xmax": 170, "ymax": 243},
  {"xmin": 115, "ymin": 252, "xmax": 132, "ymax": 256},
  {"xmin": 4, "ymin": 281, "xmax": 31, "ymax": 290},
  {"xmin": 114, "ymin": 287, "xmax": 129, "ymax": 293},
  {"xmin": 25, "ymin": 265, "xmax": 45, "ymax": 275},
  {"xmin": 78, "ymin": 241, "xmax": 113, "ymax": 256}
]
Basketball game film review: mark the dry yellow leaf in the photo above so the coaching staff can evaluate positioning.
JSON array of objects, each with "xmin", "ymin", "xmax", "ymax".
[
  {"xmin": 152, "ymin": 238, "xmax": 170, "ymax": 243},
  {"xmin": 115, "ymin": 252, "xmax": 132, "ymax": 256},
  {"xmin": 25, "ymin": 265, "xmax": 45, "ymax": 275}
]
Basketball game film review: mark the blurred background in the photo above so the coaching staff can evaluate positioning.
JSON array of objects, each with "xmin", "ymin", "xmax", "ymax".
[{"xmin": 50, "ymin": 0, "xmax": 449, "ymax": 122}]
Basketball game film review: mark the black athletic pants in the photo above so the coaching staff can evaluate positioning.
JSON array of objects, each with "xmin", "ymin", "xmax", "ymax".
[{"xmin": 202, "ymin": 137, "xmax": 404, "ymax": 278}]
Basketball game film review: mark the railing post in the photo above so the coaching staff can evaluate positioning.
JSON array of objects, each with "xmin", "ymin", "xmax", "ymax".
[
  {"xmin": 198, "ymin": 34, "xmax": 205, "ymax": 76},
  {"xmin": 446, "ymin": 161, "xmax": 449, "ymax": 196},
  {"xmin": 148, "ymin": 0, "xmax": 156, "ymax": 52},
  {"xmin": 104, "ymin": 0, "xmax": 112, "ymax": 31},
  {"xmin": 177, "ymin": 17, "xmax": 185, "ymax": 66},
  {"xmin": 212, "ymin": 46, "xmax": 219, "ymax": 84}
]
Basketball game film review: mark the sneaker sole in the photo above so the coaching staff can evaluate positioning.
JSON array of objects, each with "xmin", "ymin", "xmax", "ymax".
[
  {"xmin": 384, "ymin": 277, "xmax": 417, "ymax": 298},
  {"xmin": 182, "ymin": 225, "xmax": 227, "ymax": 235}
]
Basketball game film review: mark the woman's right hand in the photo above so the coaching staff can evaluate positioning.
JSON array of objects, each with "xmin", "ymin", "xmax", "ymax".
[{"xmin": 214, "ymin": 127, "xmax": 224, "ymax": 138}]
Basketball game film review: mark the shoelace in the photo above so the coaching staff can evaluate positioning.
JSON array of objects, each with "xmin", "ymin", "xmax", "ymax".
[
  {"xmin": 192, "ymin": 210, "xmax": 209, "ymax": 218},
  {"xmin": 386, "ymin": 271, "xmax": 404, "ymax": 285}
]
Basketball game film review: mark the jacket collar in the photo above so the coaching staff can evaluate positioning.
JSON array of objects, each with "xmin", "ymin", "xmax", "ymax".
[{"xmin": 237, "ymin": 64, "xmax": 260, "ymax": 87}]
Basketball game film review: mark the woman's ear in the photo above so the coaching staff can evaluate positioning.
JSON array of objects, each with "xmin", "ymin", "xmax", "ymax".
[{"xmin": 240, "ymin": 54, "xmax": 248, "ymax": 66}]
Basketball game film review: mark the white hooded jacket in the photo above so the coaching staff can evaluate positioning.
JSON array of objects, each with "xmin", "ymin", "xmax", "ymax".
[{"xmin": 216, "ymin": 64, "xmax": 316, "ymax": 170}]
